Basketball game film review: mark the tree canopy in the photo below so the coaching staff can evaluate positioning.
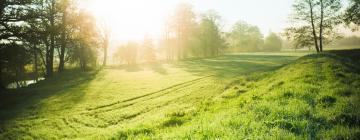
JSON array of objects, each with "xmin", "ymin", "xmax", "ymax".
[{"xmin": 227, "ymin": 21, "xmax": 263, "ymax": 52}]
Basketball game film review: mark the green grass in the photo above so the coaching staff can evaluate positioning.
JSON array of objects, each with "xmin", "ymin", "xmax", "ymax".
[{"xmin": 0, "ymin": 51, "xmax": 359, "ymax": 139}]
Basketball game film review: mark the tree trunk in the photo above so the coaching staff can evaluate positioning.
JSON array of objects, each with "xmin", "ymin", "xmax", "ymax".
[
  {"xmin": 0, "ymin": 61, "xmax": 4, "ymax": 90},
  {"xmin": 47, "ymin": 35, "xmax": 55, "ymax": 77},
  {"xmin": 308, "ymin": 0, "xmax": 320, "ymax": 53},
  {"xmin": 79, "ymin": 44, "xmax": 86, "ymax": 71},
  {"xmin": 45, "ymin": 37, "xmax": 54, "ymax": 77},
  {"xmin": 46, "ymin": 1, "xmax": 55, "ymax": 77},
  {"xmin": 319, "ymin": 0, "xmax": 324, "ymax": 52},
  {"xmin": 103, "ymin": 42, "xmax": 108, "ymax": 66},
  {"xmin": 58, "ymin": 7, "xmax": 67, "ymax": 72},
  {"xmin": 33, "ymin": 45, "xmax": 38, "ymax": 82}
]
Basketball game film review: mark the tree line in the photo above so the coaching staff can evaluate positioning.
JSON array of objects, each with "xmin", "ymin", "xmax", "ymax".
[
  {"xmin": 0, "ymin": 0, "xmax": 108, "ymax": 89},
  {"xmin": 1, "ymin": 0, "xmax": 359, "ymax": 90},
  {"xmin": 113, "ymin": 4, "xmax": 285, "ymax": 65}
]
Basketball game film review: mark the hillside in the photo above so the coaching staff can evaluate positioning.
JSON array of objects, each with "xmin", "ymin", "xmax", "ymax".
[
  {"xmin": 0, "ymin": 51, "xmax": 359, "ymax": 139},
  {"xmin": 149, "ymin": 52, "xmax": 360, "ymax": 139}
]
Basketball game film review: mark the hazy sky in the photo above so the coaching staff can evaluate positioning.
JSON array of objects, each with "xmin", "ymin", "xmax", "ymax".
[
  {"xmin": 81, "ymin": 0, "xmax": 353, "ymax": 42},
  {"xmin": 186, "ymin": 0, "xmax": 294, "ymax": 35}
]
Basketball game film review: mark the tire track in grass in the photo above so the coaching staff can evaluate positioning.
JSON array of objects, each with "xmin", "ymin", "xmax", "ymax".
[
  {"xmin": 7, "ymin": 75, "xmax": 213, "ymax": 122},
  {"xmin": 62, "ymin": 117, "xmax": 80, "ymax": 133},
  {"xmin": 3, "ymin": 75, "xmax": 216, "ymax": 136},
  {"xmin": 86, "ymin": 78, "xmax": 210, "ymax": 123},
  {"xmin": 85, "ymin": 80, "xmax": 202, "ymax": 115},
  {"xmin": 87, "ymin": 77, "xmax": 217, "ymax": 118},
  {"xmin": 85, "ymin": 75, "xmax": 214, "ymax": 112},
  {"xmin": 80, "ymin": 77, "xmax": 217, "ymax": 128}
]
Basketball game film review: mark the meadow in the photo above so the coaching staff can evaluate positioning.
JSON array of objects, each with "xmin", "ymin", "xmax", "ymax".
[{"xmin": 0, "ymin": 50, "xmax": 359, "ymax": 139}]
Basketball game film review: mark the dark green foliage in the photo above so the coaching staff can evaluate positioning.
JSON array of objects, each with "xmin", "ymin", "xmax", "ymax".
[
  {"xmin": 0, "ymin": 44, "xmax": 31, "ymax": 87},
  {"xmin": 344, "ymin": 0, "xmax": 360, "ymax": 26},
  {"xmin": 283, "ymin": 91, "xmax": 294, "ymax": 98},
  {"xmin": 319, "ymin": 95, "xmax": 336, "ymax": 107},
  {"xmin": 284, "ymin": 26, "xmax": 315, "ymax": 51},
  {"xmin": 336, "ymin": 87, "xmax": 354, "ymax": 97},
  {"xmin": 162, "ymin": 116, "xmax": 185, "ymax": 127},
  {"xmin": 114, "ymin": 126, "xmax": 154, "ymax": 140},
  {"xmin": 332, "ymin": 113, "xmax": 360, "ymax": 127}
]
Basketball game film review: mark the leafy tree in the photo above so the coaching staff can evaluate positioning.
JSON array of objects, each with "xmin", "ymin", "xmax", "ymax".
[
  {"xmin": 0, "ymin": 44, "xmax": 31, "ymax": 88},
  {"xmin": 196, "ymin": 10, "xmax": 226, "ymax": 57},
  {"xmin": 344, "ymin": 0, "xmax": 360, "ymax": 29},
  {"xmin": 0, "ymin": 0, "xmax": 103, "ymax": 89},
  {"xmin": 284, "ymin": 26, "xmax": 314, "ymax": 51},
  {"xmin": 58, "ymin": 0, "xmax": 73, "ymax": 72},
  {"xmin": 167, "ymin": 3, "xmax": 197, "ymax": 59},
  {"xmin": 263, "ymin": 32, "xmax": 282, "ymax": 52},
  {"xmin": 288, "ymin": 0, "xmax": 342, "ymax": 52},
  {"xmin": 70, "ymin": 10, "xmax": 99, "ymax": 71},
  {"xmin": 227, "ymin": 21, "xmax": 263, "ymax": 52},
  {"xmin": 0, "ymin": 0, "xmax": 33, "ymax": 89}
]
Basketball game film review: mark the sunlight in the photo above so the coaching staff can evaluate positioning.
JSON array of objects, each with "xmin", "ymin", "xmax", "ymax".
[
  {"xmin": 83, "ymin": 0, "xmax": 170, "ymax": 41},
  {"xmin": 2, "ymin": 0, "xmax": 360, "ymax": 139}
]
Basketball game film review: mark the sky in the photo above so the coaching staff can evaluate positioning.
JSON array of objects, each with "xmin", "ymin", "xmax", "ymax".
[{"xmin": 81, "ymin": 0, "xmax": 296, "ymax": 42}]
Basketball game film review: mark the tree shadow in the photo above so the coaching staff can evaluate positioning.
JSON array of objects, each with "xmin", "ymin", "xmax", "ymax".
[
  {"xmin": 0, "ymin": 69, "xmax": 101, "ymax": 122},
  {"xmin": 148, "ymin": 63, "xmax": 168, "ymax": 75},
  {"xmin": 106, "ymin": 63, "xmax": 168, "ymax": 74},
  {"xmin": 175, "ymin": 54, "xmax": 299, "ymax": 78},
  {"xmin": 108, "ymin": 64, "xmax": 143, "ymax": 72}
]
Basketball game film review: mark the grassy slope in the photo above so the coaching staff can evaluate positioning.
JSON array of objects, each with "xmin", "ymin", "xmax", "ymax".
[
  {"xmin": 0, "ymin": 51, "xmax": 359, "ymax": 139},
  {"xmin": 144, "ymin": 52, "xmax": 360, "ymax": 139},
  {"xmin": 0, "ymin": 54, "xmax": 298, "ymax": 139}
]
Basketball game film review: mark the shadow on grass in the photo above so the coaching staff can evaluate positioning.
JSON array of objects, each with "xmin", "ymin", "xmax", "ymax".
[
  {"xmin": 0, "ymin": 69, "xmax": 101, "ymax": 121},
  {"xmin": 149, "ymin": 63, "xmax": 168, "ymax": 75},
  {"xmin": 175, "ymin": 54, "xmax": 299, "ymax": 78},
  {"xmin": 108, "ymin": 64, "xmax": 143, "ymax": 72},
  {"xmin": 106, "ymin": 63, "xmax": 168, "ymax": 75},
  {"xmin": 105, "ymin": 54, "xmax": 298, "ymax": 78}
]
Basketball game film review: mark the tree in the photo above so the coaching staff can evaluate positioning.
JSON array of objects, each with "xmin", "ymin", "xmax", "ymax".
[
  {"xmin": 0, "ymin": 0, "xmax": 33, "ymax": 89},
  {"xmin": 98, "ymin": 21, "xmax": 111, "ymax": 66},
  {"xmin": 168, "ymin": 3, "xmax": 197, "ymax": 59},
  {"xmin": 263, "ymin": 32, "xmax": 282, "ymax": 52},
  {"xmin": 58, "ymin": 0, "xmax": 72, "ymax": 72},
  {"xmin": 0, "ymin": 0, "xmax": 102, "ymax": 89},
  {"xmin": 114, "ymin": 42, "xmax": 138, "ymax": 65},
  {"xmin": 141, "ymin": 36, "xmax": 156, "ymax": 63},
  {"xmin": 28, "ymin": 0, "xmax": 62, "ymax": 77},
  {"xmin": 196, "ymin": 10, "xmax": 226, "ymax": 57},
  {"xmin": 0, "ymin": 44, "xmax": 31, "ymax": 88},
  {"xmin": 284, "ymin": 26, "xmax": 314, "ymax": 51},
  {"xmin": 71, "ymin": 10, "xmax": 99, "ymax": 71},
  {"xmin": 344, "ymin": 0, "xmax": 360, "ymax": 28},
  {"xmin": 289, "ymin": 0, "xmax": 342, "ymax": 52},
  {"xmin": 227, "ymin": 21, "xmax": 263, "ymax": 52}
]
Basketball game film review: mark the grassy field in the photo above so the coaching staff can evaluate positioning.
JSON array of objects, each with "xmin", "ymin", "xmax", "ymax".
[{"xmin": 0, "ymin": 51, "xmax": 359, "ymax": 139}]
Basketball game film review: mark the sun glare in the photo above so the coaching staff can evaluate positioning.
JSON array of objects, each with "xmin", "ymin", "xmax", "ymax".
[{"xmin": 84, "ymin": 0, "xmax": 170, "ymax": 42}]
